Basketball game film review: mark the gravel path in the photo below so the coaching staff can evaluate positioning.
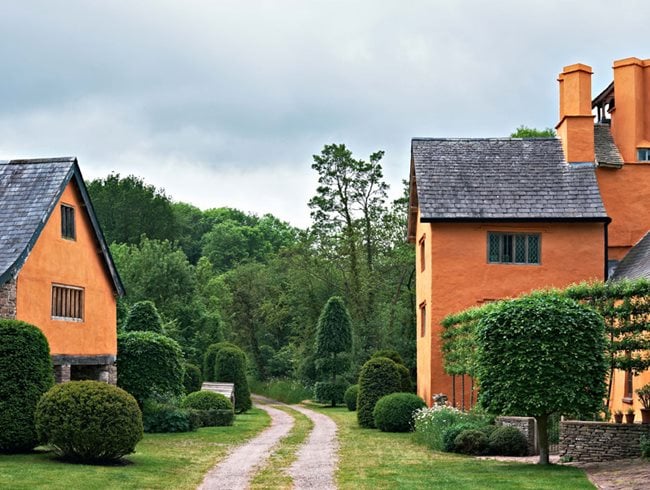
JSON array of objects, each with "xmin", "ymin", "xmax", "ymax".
[
  {"xmin": 197, "ymin": 402, "xmax": 294, "ymax": 490},
  {"xmin": 288, "ymin": 405, "xmax": 338, "ymax": 490}
]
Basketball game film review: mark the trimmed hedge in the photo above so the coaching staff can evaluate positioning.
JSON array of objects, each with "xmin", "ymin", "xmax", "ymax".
[
  {"xmin": 183, "ymin": 363, "xmax": 202, "ymax": 394},
  {"xmin": 344, "ymin": 384, "xmax": 359, "ymax": 411},
  {"xmin": 357, "ymin": 357, "xmax": 401, "ymax": 428},
  {"xmin": 371, "ymin": 349, "xmax": 404, "ymax": 365},
  {"xmin": 36, "ymin": 381, "xmax": 143, "ymax": 462},
  {"xmin": 488, "ymin": 426, "xmax": 528, "ymax": 456},
  {"xmin": 181, "ymin": 391, "xmax": 233, "ymax": 411},
  {"xmin": 215, "ymin": 346, "xmax": 252, "ymax": 413},
  {"xmin": 314, "ymin": 381, "xmax": 348, "ymax": 406},
  {"xmin": 371, "ymin": 349, "xmax": 411, "ymax": 392},
  {"xmin": 117, "ymin": 331, "xmax": 185, "ymax": 404},
  {"xmin": 442, "ymin": 422, "xmax": 481, "ymax": 452},
  {"xmin": 373, "ymin": 393, "xmax": 426, "ymax": 432},
  {"xmin": 141, "ymin": 400, "xmax": 199, "ymax": 433},
  {"xmin": 454, "ymin": 429, "xmax": 489, "ymax": 455},
  {"xmin": 123, "ymin": 300, "xmax": 164, "ymax": 333},
  {"xmin": 203, "ymin": 342, "xmax": 239, "ymax": 382},
  {"xmin": 0, "ymin": 319, "xmax": 54, "ymax": 453}
]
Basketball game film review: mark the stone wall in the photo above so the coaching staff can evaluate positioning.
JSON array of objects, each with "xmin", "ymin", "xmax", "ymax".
[
  {"xmin": 0, "ymin": 279, "xmax": 17, "ymax": 319},
  {"xmin": 560, "ymin": 421, "xmax": 650, "ymax": 462},
  {"xmin": 496, "ymin": 416, "xmax": 537, "ymax": 455}
]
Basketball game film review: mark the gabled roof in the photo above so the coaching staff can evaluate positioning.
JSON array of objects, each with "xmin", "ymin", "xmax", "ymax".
[
  {"xmin": 594, "ymin": 124, "xmax": 624, "ymax": 168},
  {"xmin": 0, "ymin": 157, "xmax": 125, "ymax": 296},
  {"xmin": 410, "ymin": 138, "xmax": 609, "ymax": 225},
  {"xmin": 610, "ymin": 232, "xmax": 650, "ymax": 281}
]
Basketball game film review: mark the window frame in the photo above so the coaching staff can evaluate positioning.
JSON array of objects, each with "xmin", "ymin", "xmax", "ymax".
[
  {"xmin": 419, "ymin": 301, "xmax": 427, "ymax": 338},
  {"xmin": 419, "ymin": 234, "xmax": 426, "ymax": 272},
  {"xmin": 637, "ymin": 148, "xmax": 650, "ymax": 162},
  {"xmin": 51, "ymin": 284, "xmax": 84, "ymax": 322},
  {"xmin": 487, "ymin": 232, "xmax": 541, "ymax": 265},
  {"xmin": 60, "ymin": 204, "xmax": 76, "ymax": 240}
]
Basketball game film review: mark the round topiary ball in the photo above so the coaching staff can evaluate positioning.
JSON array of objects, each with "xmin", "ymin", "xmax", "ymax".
[
  {"xmin": 454, "ymin": 429, "xmax": 489, "ymax": 455},
  {"xmin": 117, "ymin": 331, "xmax": 185, "ymax": 404},
  {"xmin": 373, "ymin": 392, "xmax": 426, "ymax": 432},
  {"xmin": 0, "ymin": 319, "xmax": 54, "ymax": 453},
  {"xmin": 357, "ymin": 357, "xmax": 401, "ymax": 428},
  {"xmin": 123, "ymin": 300, "xmax": 164, "ymax": 333},
  {"xmin": 203, "ymin": 342, "xmax": 239, "ymax": 382},
  {"xmin": 215, "ymin": 346, "xmax": 252, "ymax": 413},
  {"xmin": 35, "ymin": 381, "xmax": 143, "ymax": 462},
  {"xmin": 181, "ymin": 391, "xmax": 233, "ymax": 411},
  {"xmin": 488, "ymin": 425, "xmax": 528, "ymax": 456},
  {"xmin": 183, "ymin": 363, "xmax": 202, "ymax": 394},
  {"xmin": 344, "ymin": 384, "xmax": 359, "ymax": 411}
]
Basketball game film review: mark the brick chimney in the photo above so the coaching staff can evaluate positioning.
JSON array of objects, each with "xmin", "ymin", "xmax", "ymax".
[
  {"xmin": 610, "ymin": 57, "xmax": 650, "ymax": 163},
  {"xmin": 556, "ymin": 63, "xmax": 595, "ymax": 163}
]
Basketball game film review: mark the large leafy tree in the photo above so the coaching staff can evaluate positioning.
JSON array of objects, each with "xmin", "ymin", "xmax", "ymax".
[
  {"xmin": 476, "ymin": 292, "xmax": 607, "ymax": 465},
  {"xmin": 314, "ymin": 297, "xmax": 353, "ymax": 406},
  {"xmin": 87, "ymin": 173, "xmax": 177, "ymax": 245}
]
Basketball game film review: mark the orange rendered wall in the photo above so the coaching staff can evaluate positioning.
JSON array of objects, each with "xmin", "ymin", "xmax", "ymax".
[
  {"xmin": 415, "ymin": 220, "xmax": 605, "ymax": 407},
  {"xmin": 610, "ymin": 369, "xmax": 650, "ymax": 419},
  {"xmin": 15, "ymin": 181, "xmax": 117, "ymax": 356}
]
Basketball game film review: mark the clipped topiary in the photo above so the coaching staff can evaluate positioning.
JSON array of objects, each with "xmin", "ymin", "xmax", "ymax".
[
  {"xmin": 215, "ymin": 346, "xmax": 252, "ymax": 413},
  {"xmin": 183, "ymin": 363, "xmax": 202, "ymax": 394},
  {"xmin": 0, "ymin": 319, "xmax": 54, "ymax": 453},
  {"xmin": 123, "ymin": 300, "xmax": 164, "ymax": 333},
  {"xmin": 141, "ymin": 400, "xmax": 199, "ymax": 433},
  {"xmin": 373, "ymin": 393, "xmax": 426, "ymax": 432},
  {"xmin": 181, "ymin": 391, "xmax": 233, "ymax": 411},
  {"xmin": 203, "ymin": 342, "xmax": 239, "ymax": 382},
  {"xmin": 357, "ymin": 357, "xmax": 401, "ymax": 428},
  {"xmin": 442, "ymin": 422, "xmax": 481, "ymax": 452},
  {"xmin": 314, "ymin": 381, "xmax": 348, "ymax": 406},
  {"xmin": 371, "ymin": 349, "xmax": 411, "ymax": 392},
  {"xmin": 488, "ymin": 426, "xmax": 528, "ymax": 456},
  {"xmin": 371, "ymin": 349, "xmax": 404, "ymax": 365},
  {"xmin": 344, "ymin": 384, "xmax": 359, "ymax": 411},
  {"xmin": 454, "ymin": 429, "xmax": 489, "ymax": 455},
  {"xmin": 36, "ymin": 381, "xmax": 143, "ymax": 462},
  {"xmin": 117, "ymin": 331, "xmax": 185, "ymax": 404}
]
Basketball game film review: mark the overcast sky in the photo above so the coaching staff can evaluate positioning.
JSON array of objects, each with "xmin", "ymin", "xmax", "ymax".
[{"xmin": 0, "ymin": 1, "xmax": 648, "ymax": 227}]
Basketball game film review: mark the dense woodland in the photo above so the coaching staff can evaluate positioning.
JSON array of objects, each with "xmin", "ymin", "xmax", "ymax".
[{"xmin": 87, "ymin": 144, "xmax": 416, "ymax": 386}]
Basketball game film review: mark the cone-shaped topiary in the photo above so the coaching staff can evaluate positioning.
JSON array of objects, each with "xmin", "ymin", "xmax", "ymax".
[
  {"xmin": 215, "ymin": 346, "xmax": 252, "ymax": 412},
  {"xmin": 36, "ymin": 381, "xmax": 143, "ymax": 462},
  {"xmin": 183, "ymin": 363, "xmax": 202, "ymax": 394},
  {"xmin": 123, "ymin": 300, "xmax": 164, "ymax": 333},
  {"xmin": 373, "ymin": 392, "xmax": 426, "ymax": 432},
  {"xmin": 344, "ymin": 384, "xmax": 359, "ymax": 411},
  {"xmin": 117, "ymin": 331, "xmax": 185, "ymax": 404},
  {"xmin": 357, "ymin": 357, "xmax": 401, "ymax": 428},
  {"xmin": 203, "ymin": 342, "xmax": 239, "ymax": 382},
  {"xmin": 0, "ymin": 319, "xmax": 54, "ymax": 453}
]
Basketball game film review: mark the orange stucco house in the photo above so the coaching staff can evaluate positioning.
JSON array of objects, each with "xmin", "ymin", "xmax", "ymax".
[
  {"xmin": 0, "ymin": 157, "xmax": 124, "ymax": 383},
  {"xmin": 408, "ymin": 57, "xmax": 650, "ymax": 413}
]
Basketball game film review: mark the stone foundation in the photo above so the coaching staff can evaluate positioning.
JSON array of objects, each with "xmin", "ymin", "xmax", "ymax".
[
  {"xmin": 496, "ymin": 416, "xmax": 538, "ymax": 455},
  {"xmin": 559, "ymin": 420, "xmax": 650, "ymax": 462},
  {"xmin": 52, "ymin": 355, "xmax": 117, "ymax": 385},
  {"xmin": 0, "ymin": 279, "xmax": 17, "ymax": 319}
]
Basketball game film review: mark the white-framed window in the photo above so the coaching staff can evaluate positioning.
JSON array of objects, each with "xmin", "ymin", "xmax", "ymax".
[
  {"xmin": 51, "ymin": 284, "xmax": 84, "ymax": 321},
  {"xmin": 637, "ymin": 148, "xmax": 650, "ymax": 162},
  {"xmin": 488, "ymin": 232, "xmax": 541, "ymax": 265}
]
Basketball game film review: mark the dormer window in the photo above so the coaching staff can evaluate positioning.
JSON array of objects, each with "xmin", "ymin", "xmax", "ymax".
[
  {"xmin": 637, "ymin": 148, "xmax": 650, "ymax": 162},
  {"xmin": 61, "ymin": 204, "xmax": 76, "ymax": 240}
]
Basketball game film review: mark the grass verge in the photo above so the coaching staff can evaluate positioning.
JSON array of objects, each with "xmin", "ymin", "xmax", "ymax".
[
  {"xmin": 250, "ymin": 405, "xmax": 313, "ymax": 489},
  {"xmin": 308, "ymin": 404, "xmax": 594, "ymax": 490},
  {"xmin": 0, "ymin": 408, "xmax": 270, "ymax": 490}
]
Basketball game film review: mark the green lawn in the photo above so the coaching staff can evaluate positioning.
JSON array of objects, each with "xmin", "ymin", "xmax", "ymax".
[
  {"xmin": 0, "ymin": 408, "xmax": 270, "ymax": 490},
  {"xmin": 308, "ymin": 404, "xmax": 594, "ymax": 490}
]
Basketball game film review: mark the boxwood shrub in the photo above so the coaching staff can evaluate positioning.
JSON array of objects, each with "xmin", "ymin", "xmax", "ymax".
[
  {"xmin": 215, "ymin": 346, "xmax": 252, "ymax": 412},
  {"xmin": 203, "ymin": 342, "xmax": 239, "ymax": 382},
  {"xmin": 314, "ymin": 381, "xmax": 348, "ymax": 406},
  {"xmin": 141, "ymin": 400, "xmax": 199, "ymax": 433},
  {"xmin": 373, "ymin": 393, "xmax": 426, "ymax": 432},
  {"xmin": 36, "ymin": 381, "xmax": 143, "ymax": 462},
  {"xmin": 371, "ymin": 349, "xmax": 411, "ymax": 392},
  {"xmin": 183, "ymin": 363, "xmax": 202, "ymax": 394},
  {"xmin": 454, "ymin": 429, "xmax": 489, "ymax": 455},
  {"xmin": 0, "ymin": 319, "xmax": 54, "ymax": 453},
  {"xmin": 488, "ymin": 425, "xmax": 528, "ymax": 456},
  {"xmin": 344, "ymin": 384, "xmax": 359, "ymax": 411},
  {"xmin": 123, "ymin": 300, "xmax": 164, "ymax": 333},
  {"xmin": 442, "ymin": 422, "xmax": 481, "ymax": 452},
  {"xmin": 181, "ymin": 391, "xmax": 233, "ymax": 411},
  {"xmin": 117, "ymin": 331, "xmax": 185, "ymax": 404},
  {"xmin": 357, "ymin": 357, "xmax": 401, "ymax": 428}
]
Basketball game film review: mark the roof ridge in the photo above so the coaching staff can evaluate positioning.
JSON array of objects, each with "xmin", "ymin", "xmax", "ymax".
[
  {"xmin": 411, "ymin": 137, "xmax": 559, "ymax": 142},
  {"xmin": 1, "ymin": 157, "xmax": 77, "ymax": 165}
]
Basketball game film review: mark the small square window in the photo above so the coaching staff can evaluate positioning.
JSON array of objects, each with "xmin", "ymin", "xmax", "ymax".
[
  {"xmin": 51, "ymin": 284, "xmax": 84, "ymax": 321},
  {"xmin": 487, "ymin": 232, "xmax": 540, "ymax": 265},
  {"xmin": 61, "ymin": 205, "xmax": 76, "ymax": 240},
  {"xmin": 638, "ymin": 148, "xmax": 650, "ymax": 162}
]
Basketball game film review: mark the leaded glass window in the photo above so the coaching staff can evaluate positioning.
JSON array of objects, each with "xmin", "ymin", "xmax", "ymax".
[{"xmin": 487, "ymin": 232, "xmax": 540, "ymax": 265}]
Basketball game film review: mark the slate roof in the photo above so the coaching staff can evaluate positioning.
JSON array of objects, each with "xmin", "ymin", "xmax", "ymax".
[
  {"xmin": 594, "ymin": 124, "xmax": 624, "ymax": 168},
  {"xmin": 0, "ymin": 157, "xmax": 124, "ymax": 295},
  {"xmin": 411, "ymin": 138, "xmax": 609, "ymax": 221},
  {"xmin": 610, "ymin": 232, "xmax": 650, "ymax": 281}
]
